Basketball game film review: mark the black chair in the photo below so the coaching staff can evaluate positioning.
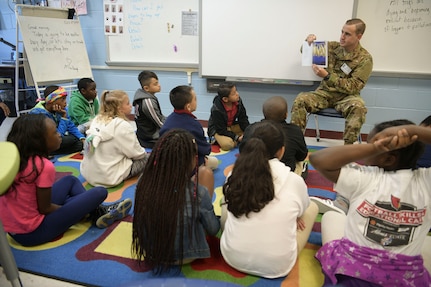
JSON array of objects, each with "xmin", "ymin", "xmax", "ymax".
[{"xmin": 308, "ymin": 108, "xmax": 362, "ymax": 143}]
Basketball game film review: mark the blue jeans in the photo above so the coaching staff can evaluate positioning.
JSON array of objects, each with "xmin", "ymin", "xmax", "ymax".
[{"xmin": 11, "ymin": 176, "xmax": 107, "ymax": 246}]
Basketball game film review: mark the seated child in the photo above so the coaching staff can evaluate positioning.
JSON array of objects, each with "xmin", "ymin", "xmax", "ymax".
[
  {"xmin": 30, "ymin": 85, "xmax": 84, "ymax": 155},
  {"xmin": 220, "ymin": 120, "xmax": 318, "ymax": 278},
  {"xmin": 242, "ymin": 96, "xmax": 308, "ymax": 177},
  {"xmin": 160, "ymin": 85, "xmax": 218, "ymax": 170},
  {"xmin": 312, "ymin": 114, "xmax": 431, "ymax": 215},
  {"xmin": 310, "ymin": 119, "xmax": 431, "ymax": 286},
  {"xmin": 417, "ymin": 115, "xmax": 431, "ymax": 168},
  {"xmin": 68, "ymin": 77, "xmax": 100, "ymax": 134},
  {"xmin": 0, "ymin": 114, "xmax": 131, "ymax": 246},
  {"xmin": 132, "ymin": 70, "xmax": 165, "ymax": 148},
  {"xmin": 132, "ymin": 129, "xmax": 220, "ymax": 274},
  {"xmin": 207, "ymin": 82, "xmax": 250, "ymax": 151},
  {"xmin": 81, "ymin": 90, "xmax": 149, "ymax": 188}
]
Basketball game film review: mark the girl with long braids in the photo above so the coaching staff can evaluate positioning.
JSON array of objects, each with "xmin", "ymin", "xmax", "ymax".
[
  {"xmin": 132, "ymin": 129, "xmax": 220, "ymax": 274},
  {"xmin": 220, "ymin": 120, "xmax": 318, "ymax": 278}
]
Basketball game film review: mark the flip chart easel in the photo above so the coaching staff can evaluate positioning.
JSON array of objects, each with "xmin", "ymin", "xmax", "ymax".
[{"xmin": 14, "ymin": 4, "xmax": 93, "ymax": 112}]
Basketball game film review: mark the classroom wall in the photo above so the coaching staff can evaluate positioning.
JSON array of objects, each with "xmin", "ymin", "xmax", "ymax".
[{"xmin": 0, "ymin": 0, "xmax": 430, "ymax": 135}]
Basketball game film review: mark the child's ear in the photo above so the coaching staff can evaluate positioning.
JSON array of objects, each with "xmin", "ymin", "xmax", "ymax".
[
  {"xmin": 143, "ymin": 85, "xmax": 150, "ymax": 92},
  {"xmin": 380, "ymin": 152, "xmax": 398, "ymax": 169},
  {"xmin": 221, "ymin": 96, "xmax": 229, "ymax": 103},
  {"xmin": 276, "ymin": 146, "xmax": 285, "ymax": 160}
]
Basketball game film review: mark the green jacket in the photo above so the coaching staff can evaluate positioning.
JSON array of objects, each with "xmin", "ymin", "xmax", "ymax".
[{"xmin": 68, "ymin": 90, "xmax": 99, "ymax": 126}]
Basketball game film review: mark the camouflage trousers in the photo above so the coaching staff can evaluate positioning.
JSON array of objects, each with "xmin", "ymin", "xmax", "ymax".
[{"xmin": 290, "ymin": 89, "xmax": 367, "ymax": 144}]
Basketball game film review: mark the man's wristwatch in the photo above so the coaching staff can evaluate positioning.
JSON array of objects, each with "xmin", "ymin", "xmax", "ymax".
[{"xmin": 324, "ymin": 73, "xmax": 331, "ymax": 81}]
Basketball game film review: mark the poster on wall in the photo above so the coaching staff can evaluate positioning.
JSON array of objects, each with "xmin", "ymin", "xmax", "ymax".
[
  {"xmin": 48, "ymin": 0, "xmax": 88, "ymax": 15},
  {"xmin": 104, "ymin": 0, "xmax": 124, "ymax": 35}
]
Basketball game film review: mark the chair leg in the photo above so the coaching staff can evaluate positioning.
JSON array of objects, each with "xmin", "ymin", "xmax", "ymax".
[
  {"xmin": 0, "ymin": 221, "xmax": 22, "ymax": 287},
  {"xmin": 314, "ymin": 114, "xmax": 320, "ymax": 142}
]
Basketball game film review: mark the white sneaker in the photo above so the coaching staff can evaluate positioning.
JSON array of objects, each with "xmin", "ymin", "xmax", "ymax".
[{"xmin": 310, "ymin": 197, "xmax": 345, "ymax": 214}]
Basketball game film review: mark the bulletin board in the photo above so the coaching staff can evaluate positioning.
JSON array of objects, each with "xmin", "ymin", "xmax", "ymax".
[
  {"xmin": 355, "ymin": 0, "xmax": 431, "ymax": 76},
  {"xmin": 199, "ymin": 0, "xmax": 355, "ymax": 82},
  {"xmin": 105, "ymin": 0, "xmax": 199, "ymax": 68}
]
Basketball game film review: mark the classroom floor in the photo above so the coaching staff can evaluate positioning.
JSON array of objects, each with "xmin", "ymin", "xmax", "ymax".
[{"xmin": 0, "ymin": 116, "xmax": 343, "ymax": 287}]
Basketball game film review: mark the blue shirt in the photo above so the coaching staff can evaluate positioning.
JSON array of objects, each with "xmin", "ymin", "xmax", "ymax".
[
  {"xmin": 30, "ymin": 102, "xmax": 84, "ymax": 139},
  {"xmin": 160, "ymin": 110, "xmax": 211, "ymax": 166}
]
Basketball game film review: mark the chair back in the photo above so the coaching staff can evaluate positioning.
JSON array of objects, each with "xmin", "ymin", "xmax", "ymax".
[{"xmin": 0, "ymin": 142, "xmax": 20, "ymax": 195}]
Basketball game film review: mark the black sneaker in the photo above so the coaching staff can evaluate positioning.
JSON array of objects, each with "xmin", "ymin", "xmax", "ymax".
[{"xmin": 95, "ymin": 198, "xmax": 133, "ymax": 228}]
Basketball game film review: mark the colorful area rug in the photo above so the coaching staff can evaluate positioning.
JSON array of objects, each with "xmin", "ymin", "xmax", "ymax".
[{"xmin": 8, "ymin": 145, "xmax": 334, "ymax": 287}]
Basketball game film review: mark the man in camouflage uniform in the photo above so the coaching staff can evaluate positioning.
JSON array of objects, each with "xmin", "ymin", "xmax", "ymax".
[{"xmin": 290, "ymin": 18, "xmax": 373, "ymax": 144}]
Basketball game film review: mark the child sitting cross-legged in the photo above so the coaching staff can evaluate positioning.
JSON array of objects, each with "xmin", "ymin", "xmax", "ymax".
[
  {"xmin": 81, "ymin": 90, "xmax": 149, "ymax": 188},
  {"xmin": 132, "ymin": 129, "xmax": 220, "ymax": 274},
  {"xmin": 133, "ymin": 70, "xmax": 165, "ymax": 148},
  {"xmin": 68, "ymin": 77, "xmax": 100, "ymax": 134},
  {"xmin": 0, "ymin": 114, "xmax": 131, "ymax": 246},
  {"xmin": 30, "ymin": 85, "xmax": 85, "ymax": 155},
  {"xmin": 310, "ymin": 119, "xmax": 431, "ymax": 286},
  {"xmin": 207, "ymin": 82, "xmax": 250, "ymax": 151},
  {"xmin": 160, "ymin": 85, "xmax": 218, "ymax": 171},
  {"xmin": 220, "ymin": 120, "xmax": 318, "ymax": 278}
]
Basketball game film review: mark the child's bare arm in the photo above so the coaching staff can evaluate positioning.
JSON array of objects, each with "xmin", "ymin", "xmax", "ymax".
[
  {"xmin": 36, "ymin": 187, "xmax": 61, "ymax": 214},
  {"xmin": 309, "ymin": 129, "xmax": 416, "ymax": 183},
  {"xmin": 297, "ymin": 217, "xmax": 306, "ymax": 231},
  {"xmin": 373, "ymin": 125, "xmax": 431, "ymax": 145}
]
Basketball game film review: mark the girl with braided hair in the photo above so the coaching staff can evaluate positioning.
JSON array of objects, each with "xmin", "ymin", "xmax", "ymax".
[{"xmin": 132, "ymin": 129, "xmax": 220, "ymax": 274}]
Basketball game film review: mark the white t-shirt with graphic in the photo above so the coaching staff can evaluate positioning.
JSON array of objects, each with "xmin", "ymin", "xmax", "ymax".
[{"xmin": 336, "ymin": 164, "xmax": 431, "ymax": 256}]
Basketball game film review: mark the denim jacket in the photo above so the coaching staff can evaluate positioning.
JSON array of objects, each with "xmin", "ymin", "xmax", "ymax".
[{"xmin": 174, "ymin": 182, "xmax": 220, "ymax": 260}]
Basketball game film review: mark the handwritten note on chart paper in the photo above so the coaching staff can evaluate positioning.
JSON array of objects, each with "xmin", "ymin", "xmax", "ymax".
[
  {"xmin": 357, "ymin": 0, "xmax": 431, "ymax": 74},
  {"xmin": 17, "ymin": 15, "xmax": 92, "ymax": 83}
]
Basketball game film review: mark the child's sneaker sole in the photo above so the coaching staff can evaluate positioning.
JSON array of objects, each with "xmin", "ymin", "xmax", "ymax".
[{"xmin": 96, "ymin": 199, "xmax": 133, "ymax": 228}]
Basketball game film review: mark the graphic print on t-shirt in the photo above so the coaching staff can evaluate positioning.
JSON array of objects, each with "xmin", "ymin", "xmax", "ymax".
[{"xmin": 356, "ymin": 200, "xmax": 426, "ymax": 247}]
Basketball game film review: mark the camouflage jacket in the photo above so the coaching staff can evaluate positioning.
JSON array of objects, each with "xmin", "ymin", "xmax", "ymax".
[{"xmin": 320, "ymin": 42, "xmax": 373, "ymax": 96}]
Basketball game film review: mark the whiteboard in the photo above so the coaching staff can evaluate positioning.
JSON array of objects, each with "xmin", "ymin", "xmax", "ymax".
[
  {"xmin": 17, "ymin": 15, "xmax": 93, "ymax": 84},
  {"xmin": 106, "ymin": 0, "xmax": 199, "ymax": 68},
  {"xmin": 200, "ymin": 0, "xmax": 355, "ymax": 82},
  {"xmin": 356, "ymin": 0, "xmax": 431, "ymax": 76}
]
